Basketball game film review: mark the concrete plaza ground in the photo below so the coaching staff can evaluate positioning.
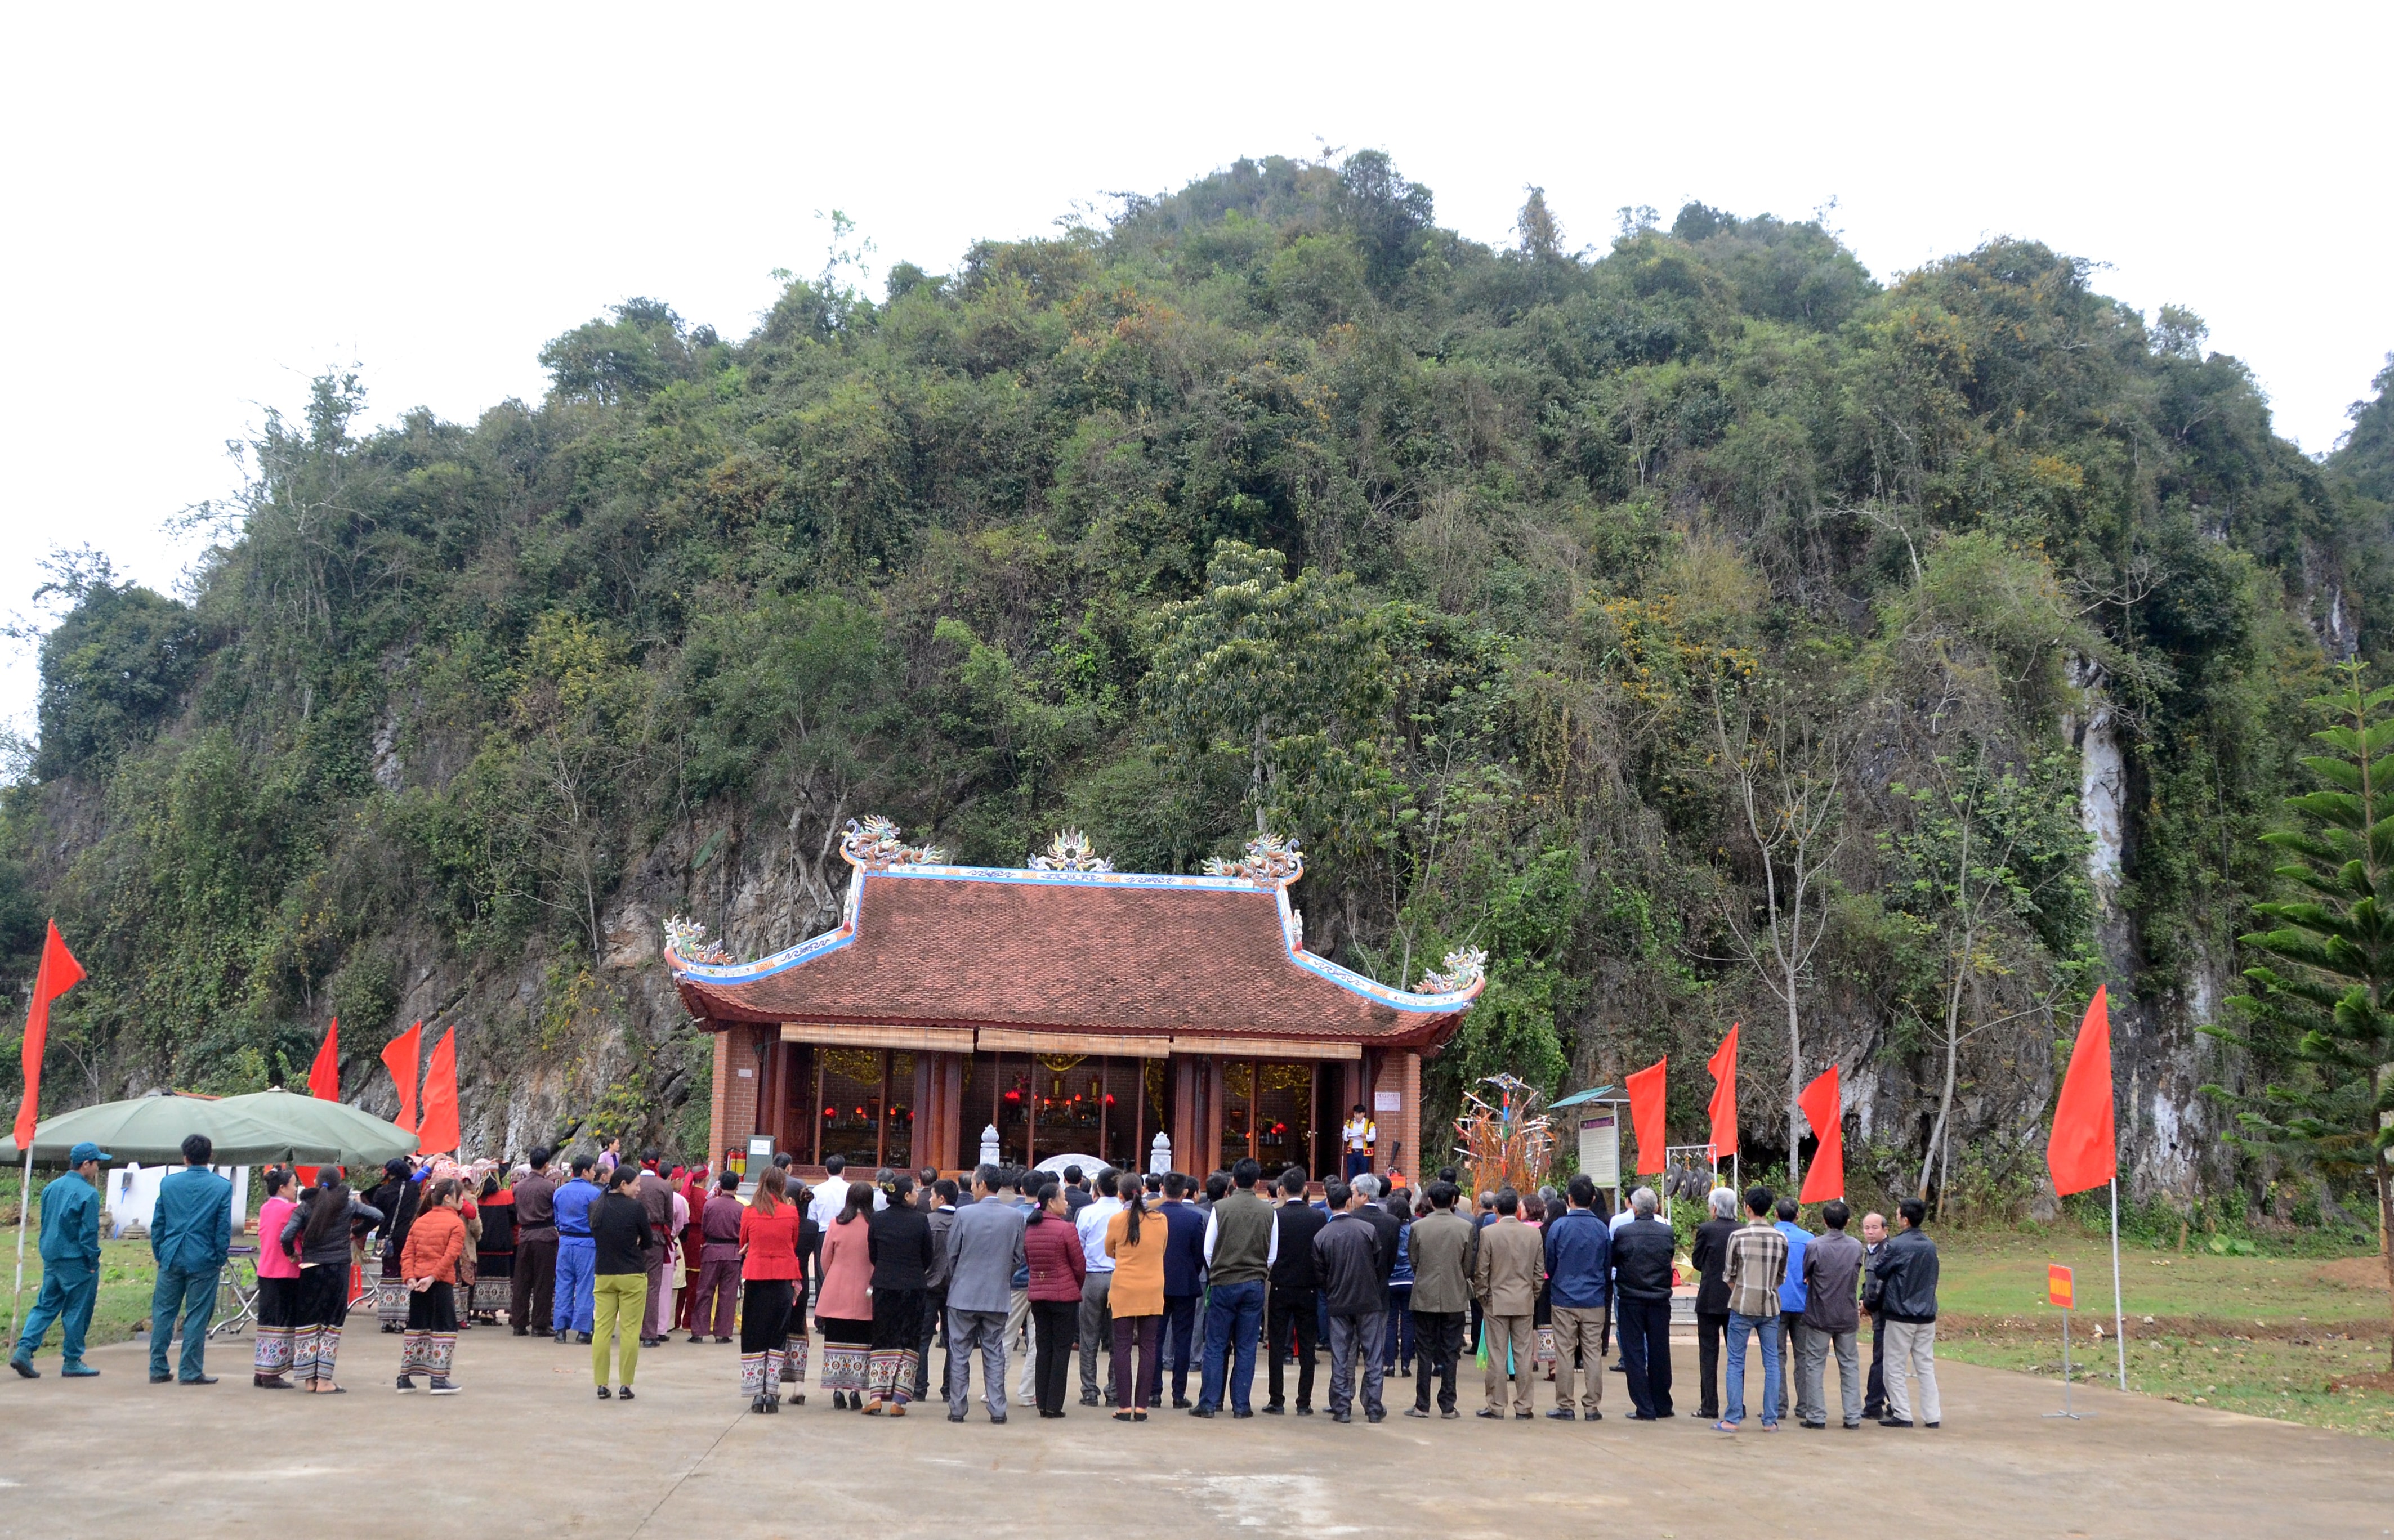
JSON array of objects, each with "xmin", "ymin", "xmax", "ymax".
[{"xmin": 2, "ymin": 1328, "xmax": 2387, "ymax": 1539}]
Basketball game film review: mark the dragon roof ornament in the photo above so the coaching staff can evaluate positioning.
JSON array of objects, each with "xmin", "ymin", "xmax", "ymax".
[
  {"xmin": 663, "ymin": 914, "xmax": 733, "ymax": 965},
  {"xmin": 842, "ymin": 814, "xmax": 948, "ymax": 870},
  {"xmin": 1413, "ymin": 946, "xmax": 1488, "ymax": 996},
  {"xmin": 1028, "ymin": 829, "xmax": 1112, "ymax": 872},
  {"xmin": 1201, "ymin": 831, "xmax": 1304, "ymax": 887}
]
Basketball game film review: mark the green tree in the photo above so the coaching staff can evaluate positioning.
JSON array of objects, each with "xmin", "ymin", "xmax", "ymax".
[{"xmin": 2216, "ymin": 663, "xmax": 2394, "ymax": 1367}]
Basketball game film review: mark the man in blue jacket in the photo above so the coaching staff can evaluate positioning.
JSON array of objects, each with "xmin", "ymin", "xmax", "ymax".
[
  {"xmin": 149, "ymin": 1133, "xmax": 233, "ymax": 1385},
  {"xmin": 551, "ymin": 1154, "xmax": 604, "ymax": 1342},
  {"xmin": 10, "ymin": 1140, "xmax": 109, "ymax": 1378},
  {"xmin": 1158, "ymin": 1172, "xmax": 1208, "ymax": 1408},
  {"xmin": 1543, "ymin": 1173, "xmax": 1612, "ymax": 1420}
]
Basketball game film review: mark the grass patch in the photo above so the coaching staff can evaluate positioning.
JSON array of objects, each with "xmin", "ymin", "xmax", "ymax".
[
  {"xmin": 5, "ymin": 1240, "xmax": 164, "ymax": 1359},
  {"xmin": 1930, "ymin": 1226, "xmax": 2394, "ymax": 1440}
]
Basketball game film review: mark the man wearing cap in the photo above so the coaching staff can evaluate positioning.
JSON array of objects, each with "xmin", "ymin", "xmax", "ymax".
[{"xmin": 8, "ymin": 1141, "xmax": 109, "ymax": 1378}]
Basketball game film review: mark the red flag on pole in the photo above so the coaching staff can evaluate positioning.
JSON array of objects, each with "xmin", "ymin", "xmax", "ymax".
[
  {"xmin": 308, "ymin": 1019, "xmax": 341, "ymax": 1100},
  {"xmin": 381, "ymin": 1022, "xmax": 422, "ymax": 1134},
  {"xmin": 1706, "ymin": 1023, "xmax": 1739, "ymax": 1160},
  {"xmin": 2047, "ymin": 985, "xmax": 2116, "ymax": 1197},
  {"xmin": 1798, "ymin": 1064, "xmax": 1844, "ymax": 1202},
  {"xmin": 1625, "ymin": 1058, "xmax": 1668, "ymax": 1176},
  {"xmin": 416, "ymin": 1027, "xmax": 459, "ymax": 1155},
  {"xmin": 13, "ymin": 921, "xmax": 87, "ymax": 1148}
]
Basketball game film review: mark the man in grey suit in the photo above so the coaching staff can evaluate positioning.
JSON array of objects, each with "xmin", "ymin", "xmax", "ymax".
[{"xmin": 943, "ymin": 1165, "xmax": 1026, "ymax": 1423}]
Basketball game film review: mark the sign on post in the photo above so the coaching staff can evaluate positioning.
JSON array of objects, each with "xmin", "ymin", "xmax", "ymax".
[
  {"xmin": 1578, "ymin": 1112, "xmax": 1619, "ymax": 1188},
  {"xmin": 2043, "ymin": 1263, "xmax": 2091, "ymax": 1421}
]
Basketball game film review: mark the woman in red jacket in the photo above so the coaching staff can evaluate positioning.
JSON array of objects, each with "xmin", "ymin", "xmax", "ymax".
[
  {"xmin": 737, "ymin": 1167, "xmax": 805, "ymax": 1413},
  {"xmin": 1023, "ymin": 1179, "xmax": 1087, "ymax": 1418},
  {"xmin": 396, "ymin": 1178, "xmax": 467, "ymax": 1395}
]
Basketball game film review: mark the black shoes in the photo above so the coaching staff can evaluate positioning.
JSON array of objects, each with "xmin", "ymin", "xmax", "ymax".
[
  {"xmin": 575, "ymin": 1332, "xmax": 593, "ymax": 1345},
  {"xmin": 555, "ymin": 1331, "xmax": 571, "ymax": 1345},
  {"xmin": 1188, "ymin": 1407, "xmax": 1216, "ymax": 1418},
  {"xmin": 1546, "ymin": 1408, "xmax": 1576, "ymax": 1420},
  {"xmin": 1296, "ymin": 1405, "xmax": 1314, "ymax": 1416},
  {"xmin": 1171, "ymin": 1396, "xmax": 1191, "ymax": 1408},
  {"xmin": 1231, "ymin": 1408, "xmax": 1254, "ymax": 1419},
  {"xmin": 1476, "ymin": 1407, "xmax": 1504, "ymax": 1419},
  {"xmin": 1878, "ymin": 1416, "xmax": 1914, "ymax": 1427},
  {"xmin": 1262, "ymin": 1404, "xmax": 1285, "ymax": 1415},
  {"xmin": 600, "ymin": 1386, "xmax": 615, "ymax": 1400},
  {"xmin": 428, "ymin": 1378, "xmax": 459, "ymax": 1395},
  {"xmin": 395, "ymin": 1376, "xmax": 416, "ymax": 1394},
  {"xmin": 1365, "ymin": 1410, "xmax": 1385, "ymax": 1423},
  {"xmin": 1513, "ymin": 1410, "xmax": 1533, "ymax": 1420},
  {"xmin": 184, "ymin": 1376, "xmax": 220, "ymax": 1386},
  {"xmin": 1331, "ymin": 1411, "xmax": 1352, "ymax": 1423},
  {"xmin": 150, "ymin": 1373, "xmax": 173, "ymax": 1384},
  {"xmin": 618, "ymin": 1386, "xmax": 635, "ymax": 1402}
]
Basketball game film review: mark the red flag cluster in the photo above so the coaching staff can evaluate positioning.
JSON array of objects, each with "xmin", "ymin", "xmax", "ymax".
[
  {"xmin": 1625, "ymin": 1025, "xmax": 1846, "ymax": 1199},
  {"xmin": 370, "ymin": 1019, "xmax": 458, "ymax": 1153}
]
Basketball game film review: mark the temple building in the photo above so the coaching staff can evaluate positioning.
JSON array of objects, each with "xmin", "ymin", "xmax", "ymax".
[{"xmin": 666, "ymin": 818, "xmax": 1486, "ymax": 1183}]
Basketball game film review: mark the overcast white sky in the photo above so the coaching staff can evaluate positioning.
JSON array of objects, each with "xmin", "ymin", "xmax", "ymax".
[{"xmin": 2, "ymin": 3, "xmax": 2387, "ymax": 744}]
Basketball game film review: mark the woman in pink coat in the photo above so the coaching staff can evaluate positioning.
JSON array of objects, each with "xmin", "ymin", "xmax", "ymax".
[{"xmin": 815, "ymin": 1181, "xmax": 877, "ymax": 1409}]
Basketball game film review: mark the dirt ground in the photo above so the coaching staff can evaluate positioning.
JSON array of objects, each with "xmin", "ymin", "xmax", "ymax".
[{"xmin": 2, "ymin": 1327, "xmax": 2388, "ymax": 1540}]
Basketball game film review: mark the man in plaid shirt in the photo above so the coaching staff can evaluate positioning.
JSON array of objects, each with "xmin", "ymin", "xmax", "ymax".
[{"xmin": 1717, "ymin": 1186, "xmax": 1788, "ymax": 1431}]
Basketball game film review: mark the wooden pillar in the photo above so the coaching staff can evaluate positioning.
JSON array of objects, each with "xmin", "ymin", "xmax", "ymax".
[
  {"xmin": 1170, "ymin": 1056, "xmax": 1203, "ymax": 1178},
  {"xmin": 811, "ymin": 1050, "xmax": 827, "ymax": 1166}
]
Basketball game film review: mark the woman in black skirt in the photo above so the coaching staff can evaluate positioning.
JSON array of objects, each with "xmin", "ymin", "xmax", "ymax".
[
  {"xmin": 863, "ymin": 1174, "xmax": 932, "ymax": 1414},
  {"xmin": 251, "ymin": 1166, "xmax": 301, "ymax": 1387},
  {"xmin": 282, "ymin": 1171, "xmax": 381, "ymax": 1394},
  {"xmin": 736, "ymin": 1167, "xmax": 804, "ymax": 1412}
]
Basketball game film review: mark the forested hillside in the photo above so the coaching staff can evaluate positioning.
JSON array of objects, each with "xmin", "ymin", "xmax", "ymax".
[{"xmin": 6, "ymin": 153, "xmax": 2389, "ymax": 1220}]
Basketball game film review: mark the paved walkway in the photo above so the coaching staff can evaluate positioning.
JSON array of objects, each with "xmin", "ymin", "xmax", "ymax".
[{"xmin": 2, "ymin": 1329, "xmax": 2385, "ymax": 1538}]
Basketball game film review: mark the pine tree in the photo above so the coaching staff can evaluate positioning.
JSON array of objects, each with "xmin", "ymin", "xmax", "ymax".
[{"xmin": 2216, "ymin": 662, "xmax": 2394, "ymax": 1368}]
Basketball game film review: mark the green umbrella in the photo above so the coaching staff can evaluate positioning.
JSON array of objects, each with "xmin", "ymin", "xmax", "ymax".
[
  {"xmin": 0, "ymin": 1089, "xmax": 419, "ymax": 1167},
  {"xmin": 0, "ymin": 1092, "xmax": 294, "ymax": 1166},
  {"xmin": 212, "ymin": 1090, "xmax": 418, "ymax": 1167}
]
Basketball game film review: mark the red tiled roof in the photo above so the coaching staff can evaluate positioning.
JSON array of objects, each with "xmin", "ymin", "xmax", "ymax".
[{"xmin": 671, "ymin": 870, "xmax": 1471, "ymax": 1051}]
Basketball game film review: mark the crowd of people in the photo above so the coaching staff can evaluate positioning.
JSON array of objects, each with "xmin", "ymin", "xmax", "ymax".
[{"xmin": 8, "ymin": 1134, "xmax": 1945, "ymax": 1434}]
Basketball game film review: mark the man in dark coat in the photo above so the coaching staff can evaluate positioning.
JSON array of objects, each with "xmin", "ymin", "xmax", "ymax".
[
  {"xmin": 1608, "ymin": 1187, "xmax": 1677, "ymax": 1418},
  {"xmin": 1689, "ymin": 1185, "xmax": 1741, "ymax": 1419}
]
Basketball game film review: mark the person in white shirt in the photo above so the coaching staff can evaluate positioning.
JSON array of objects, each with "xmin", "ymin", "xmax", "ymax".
[{"xmin": 1074, "ymin": 1170, "xmax": 1125, "ymax": 1405}]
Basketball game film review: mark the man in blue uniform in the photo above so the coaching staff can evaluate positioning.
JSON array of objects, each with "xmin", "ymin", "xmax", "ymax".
[
  {"xmin": 149, "ymin": 1132, "xmax": 234, "ymax": 1385},
  {"xmin": 551, "ymin": 1154, "xmax": 604, "ymax": 1342},
  {"xmin": 9, "ymin": 1140, "xmax": 109, "ymax": 1378}
]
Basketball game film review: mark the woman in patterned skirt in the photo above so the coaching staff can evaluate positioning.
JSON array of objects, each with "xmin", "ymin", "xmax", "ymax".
[
  {"xmin": 736, "ymin": 1167, "xmax": 803, "ymax": 1412},
  {"xmin": 862, "ymin": 1175, "xmax": 932, "ymax": 1414},
  {"xmin": 815, "ymin": 1180, "xmax": 876, "ymax": 1409},
  {"xmin": 367, "ymin": 1160, "xmax": 422, "ymax": 1333},
  {"xmin": 251, "ymin": 1167, "xmax": 301, "ymax": 1387},
  {"xmin": 396, "ymin": 1178, "xmax": 466, "ymax": 1394},
  {"xmin": 282, "ymin": 1171, "xmax": 379, "ymax": 1394}
]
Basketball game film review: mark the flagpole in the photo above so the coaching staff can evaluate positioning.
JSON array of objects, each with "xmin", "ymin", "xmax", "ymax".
[
  {"xmin": 10, "ymin": 1145, "xmax": 30, "ymax": 1346},
  {"xmin": 2109, "ymin": 1178, "xmax": 2127, "ymax": 1391}
]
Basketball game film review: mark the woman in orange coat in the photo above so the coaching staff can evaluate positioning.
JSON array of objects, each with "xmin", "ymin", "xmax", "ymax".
[
  {"xmin": 1104, "ymin": 1186, "xmax": 1167, "ymax": 1421},
  {"xmin": 396, "ymin": 1178, "xmax": 467, "ymax": 1395}
]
